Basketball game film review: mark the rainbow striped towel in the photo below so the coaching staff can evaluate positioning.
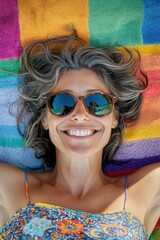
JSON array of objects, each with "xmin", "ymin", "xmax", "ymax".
[{"xmin": 0, "ymin": 1, "xmax": 160, "ymax": 237}]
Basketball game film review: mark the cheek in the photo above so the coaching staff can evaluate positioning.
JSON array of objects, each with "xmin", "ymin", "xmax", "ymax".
[
  {"xmin": 102, "ymin": 128, "xmax": 112, "ymax": 146},
  {"xmin": 47, "ymin": 123, "xmax": 62, "ymax": 150},
  {"xmin": 43, "ymin": 114, "xmax": 61, "ymax": 143},
  {"xmin": 99, "ymin": 116, "xmax": 115, "ymax": 143},
  {"xmin": 100, "ymin": 114, "xmax": 115, "ymax": 130},
  {"xmin": 47, "ymin": 117, "xmax": 74, "ymax": 153}
]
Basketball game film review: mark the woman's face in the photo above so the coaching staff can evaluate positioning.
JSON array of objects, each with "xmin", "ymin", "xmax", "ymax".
[{"xmin": 42, "ymin": 69, "xmax": 118, "ymax": 157}]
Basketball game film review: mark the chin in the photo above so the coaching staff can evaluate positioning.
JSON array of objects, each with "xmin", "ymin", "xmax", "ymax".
[{"xmin": 66, "ymin": 146, "xmax": 100, "ymax": 158}]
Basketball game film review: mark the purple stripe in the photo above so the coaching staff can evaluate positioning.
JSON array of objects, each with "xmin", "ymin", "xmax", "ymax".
[
  {"xmin": 113, "ymin": 138, "xmax": 160, "ymax": 161},
  {"xmin": 104, "ymin": 156, "xmax": 160, "ymax": 173},
  {"xmin": 0, "ymin": 0, "xmax": 21, "ymax": 59}
]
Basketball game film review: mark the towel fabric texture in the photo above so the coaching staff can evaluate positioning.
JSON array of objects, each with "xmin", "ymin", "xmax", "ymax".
[{"xmin": 0, "ymin": 0, "xmax": 160, "ymax": 236}]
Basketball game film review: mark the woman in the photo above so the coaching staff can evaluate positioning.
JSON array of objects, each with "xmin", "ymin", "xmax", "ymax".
[{"xmin": 0, "ymin": 30, "xmax": 159, "ymax": 239}]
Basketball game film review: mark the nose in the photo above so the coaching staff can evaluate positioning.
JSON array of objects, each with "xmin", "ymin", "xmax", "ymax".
[{"xmin": 70, "ymin": 99, "xmax": 90, "ymax": 122}]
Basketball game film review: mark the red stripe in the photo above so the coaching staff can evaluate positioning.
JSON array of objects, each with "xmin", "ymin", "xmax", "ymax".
[{"xmin": 155, "ymin": 219, "xmax": 160, "ymax": 228}]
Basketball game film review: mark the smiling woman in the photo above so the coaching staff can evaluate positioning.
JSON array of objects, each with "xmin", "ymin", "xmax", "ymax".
[
  {"xmin": 0, "ymin": 30, "xmax": 159, "ymax": 239},
  {"xmin": 41, "ymin": 69, "xmax": 118, "ymax": 159},
  {"xmin": 16, "ymin": 29, "xmax": 146, "ymax": 168}
]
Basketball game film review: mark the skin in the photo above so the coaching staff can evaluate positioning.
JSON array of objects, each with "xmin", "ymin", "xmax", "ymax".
[{"xmin": 0, "ymin": 69, "xmax": 160, "ymax": 237}]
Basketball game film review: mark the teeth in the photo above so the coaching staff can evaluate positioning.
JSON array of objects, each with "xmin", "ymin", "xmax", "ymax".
[{"xmin": 66, "ymin": 130, "xmax": 94, "ymax": 136}]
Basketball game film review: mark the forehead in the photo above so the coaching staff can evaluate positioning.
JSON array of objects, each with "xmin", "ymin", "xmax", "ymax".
[{"xmin": 53, "ymin": 69, "xmax": 109, "ymax": 94}]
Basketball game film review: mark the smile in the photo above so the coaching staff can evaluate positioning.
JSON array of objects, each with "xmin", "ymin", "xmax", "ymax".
[{"xmin": 64, "ymin": 130, "xmax": 96, "ymax": 137}]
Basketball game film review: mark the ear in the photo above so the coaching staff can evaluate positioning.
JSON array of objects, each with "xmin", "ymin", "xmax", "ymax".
[
  {"xmin": 41, "ymin": 116, "xmax": 49, "ymax": 130},
  {"xmin": 112, "ymin": 115, "xmax": 118, "ymax": 129}
]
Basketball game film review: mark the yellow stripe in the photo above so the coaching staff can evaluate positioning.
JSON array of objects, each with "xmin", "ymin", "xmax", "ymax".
[
  {"xmin": 124, "ymin": 125, "xmax": 160, "ymax": 142},
  {"xmin": 119, "ymin": 45, "xmax": 160, "ymax": 55},
  {"xmin": 133, "ymin": 45, "xmax": 160, "ymax": 55},
  {"xmin": 18, "ymin": 0, "xmax": 89, "ymax": 46}
]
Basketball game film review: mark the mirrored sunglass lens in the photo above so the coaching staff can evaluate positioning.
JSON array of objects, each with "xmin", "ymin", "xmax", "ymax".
[
  {"xmin": 85, "ymin": 94, "xmax": 113, "ymax": 116},
  {"xmin": 49, "ymin": 93, "xmax": 75, "ymax": 115}
]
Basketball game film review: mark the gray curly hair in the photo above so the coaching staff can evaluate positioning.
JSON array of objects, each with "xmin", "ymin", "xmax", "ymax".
[{"xmin": 16, "ymin": 29, "xmax": 147, "ymax": 168}]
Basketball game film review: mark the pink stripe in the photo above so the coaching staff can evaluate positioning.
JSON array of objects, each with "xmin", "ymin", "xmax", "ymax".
[
  {"xmin": 144, "ymin": 83, "xmax": 160, "ymax": 97},
  {"xmin": 0, "ymin": 0, "xmax": 21, "ymax": 59}
]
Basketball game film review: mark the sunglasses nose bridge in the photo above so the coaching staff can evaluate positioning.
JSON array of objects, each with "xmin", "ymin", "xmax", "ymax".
[
  {"xmin": 71, "ymin": 96, "xmax": 90, "ymax": 117},
  {"xmin": 76, "ymin": 96, "xmax": 87, "ymax": 109}
]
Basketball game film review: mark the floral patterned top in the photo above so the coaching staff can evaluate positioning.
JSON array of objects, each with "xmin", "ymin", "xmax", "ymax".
[{"xmin": 0, "ymin": 172, "xmax": 148, "ymax": 239}]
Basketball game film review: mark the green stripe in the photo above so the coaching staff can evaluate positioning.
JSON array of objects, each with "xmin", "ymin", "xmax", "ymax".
[
  {"xmin": 0, "ymin": 138, "xmax": 24, "ymax": 148},
  {"xmin": 0, "ymin": 59, "xmax": 20, "ymax": 78},
  {"xmin": 89, "ymin": 0, "xmax": 144, "ymax": 47},
  {"xmin": 149, "ymin": 229, "xmax": 160, "ymax": 240}
]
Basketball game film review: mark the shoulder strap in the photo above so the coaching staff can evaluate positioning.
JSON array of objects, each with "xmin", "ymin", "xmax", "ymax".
[
  {"xmin": 24, "ymin": 171, "xmax": 30, "ymax": 205},
  {"xmin": 123, "ymin": 175, "xmax": 128, "ymax": 211}
]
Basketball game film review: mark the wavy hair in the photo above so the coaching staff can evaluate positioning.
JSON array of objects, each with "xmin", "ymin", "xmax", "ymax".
[{"xmin": 16, "ymin": 29, "xmax": 147, "ymax": 168}]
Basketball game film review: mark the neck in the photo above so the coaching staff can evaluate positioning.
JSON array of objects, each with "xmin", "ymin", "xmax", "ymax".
[{"xmin": 52, "ymin": 150, "xmax": 106, "ymax": 198}]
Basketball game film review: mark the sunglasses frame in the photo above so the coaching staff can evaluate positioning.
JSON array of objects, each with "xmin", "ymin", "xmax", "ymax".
[{"xmin": 43, "ymin": 91, "xmax": 118, "ymax": 117}]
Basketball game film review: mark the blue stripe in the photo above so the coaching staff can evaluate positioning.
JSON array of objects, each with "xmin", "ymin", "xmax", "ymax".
[
  {"xmin": 0, "ymin": 88, "xmax": 19, "ymax": 125},
  {"xmin": 0, "ymin": 76, "xmax": 19, "ymax": 89},
  {"xmin": 142, "ymin": 0, "xmax": 160, "ymax": 44},
  {"xmin": 0, "ymin": 125, "xmax": 20, "ymax": 137},
  {"xmin": 0, "ymin": 147, "xmax": 46, "ymax": 172}
]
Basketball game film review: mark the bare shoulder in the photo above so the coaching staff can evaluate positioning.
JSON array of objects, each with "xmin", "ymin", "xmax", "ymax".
[
  {"xmin": 129, "ymin": 162, "xmax": 160, "ymax": 202},
  {"xmin": 0, "ymin": 163, "xmax": 23, "ymax": 228},
  {"xmin": 0, "ymin": 162, "xmax": 19, "ymax": 174},
  {"xmin": 0, "ymin": 163, "xmax": 49, "ymax": 229},
  {"xmin": 0, "ymin": 162, "xmax": 20, "ymax": 171},
  {"xmin": 133, "ymin": 163, "xmax": 160, "ymax": 232},
  {"xmin": 131, "ymin": 162, "xmax": 160, "ymax": 181},
  {"xmin": 132, "ymin": 162, "xmax": 160, "ymax": 180},
  {"xmin": 0, "ymin": 164, "xmax": 25, "ymax": 200},
  {"xmin": 0, "ymin": 163, "xmax": 47, "ymax": 188},
  {"xmin": 0, "ymin": 163, "xmax": 23, "ymax": 183},
  {"xmin": 141, "ymin": 162, "xmax": 160, "ymax": 172}
]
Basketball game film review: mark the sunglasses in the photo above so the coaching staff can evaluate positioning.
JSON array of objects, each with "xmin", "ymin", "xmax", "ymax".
[{"xmin": 43, "ymin": 91, "xmax": 118, "ymax": 117}]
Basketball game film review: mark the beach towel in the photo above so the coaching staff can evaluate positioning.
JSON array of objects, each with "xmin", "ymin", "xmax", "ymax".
[{"xmin": 0, "ymin": 1, "xmax": 159, "ymax": 238}]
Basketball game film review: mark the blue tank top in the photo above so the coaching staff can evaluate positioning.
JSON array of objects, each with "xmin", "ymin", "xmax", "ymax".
[{"xmin": 0, "ymin": 172, "xmax": 148, "ymax": 239}]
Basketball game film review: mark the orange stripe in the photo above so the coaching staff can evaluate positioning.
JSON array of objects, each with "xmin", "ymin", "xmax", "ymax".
[
  {"xmin": 126, "ymin": 94, "xmax": 160, "ymax": 130},
  {"xmin": 18, "ymin": 0, "xmax": 89, "ymax": 46},
  {"xmin": 118, "ymin": 45, "xmax": 160, "ymax": 71},
  {"xmin": 25, "ymin": 185, "xmax": 30, "ymax": 205},
  {"xmin": 140, "ymin": 54, "xmax": 160, "ymax": 71}
]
